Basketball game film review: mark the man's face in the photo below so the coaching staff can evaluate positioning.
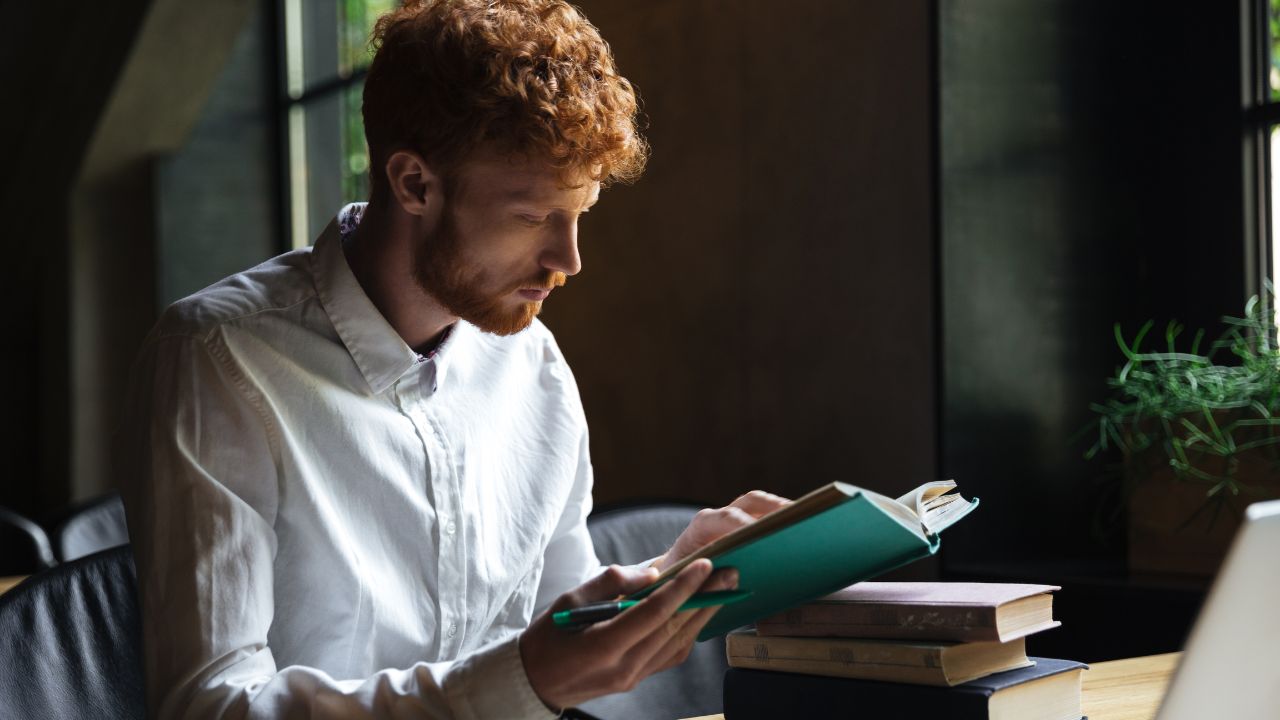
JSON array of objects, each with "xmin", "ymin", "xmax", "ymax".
[{"xmin": 413, "ymin": 149, "xmax": 600, "ymax": 336}]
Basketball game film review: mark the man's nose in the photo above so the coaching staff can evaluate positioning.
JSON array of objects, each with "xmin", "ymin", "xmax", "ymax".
[{"xmin": 541, "ymin": 220, "xmax": 582, "ymax": 276}]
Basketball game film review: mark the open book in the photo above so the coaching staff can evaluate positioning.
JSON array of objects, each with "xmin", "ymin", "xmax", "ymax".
[{"xmin": 632, "ymin": 480, "xmax": 978, "ymax": 640}]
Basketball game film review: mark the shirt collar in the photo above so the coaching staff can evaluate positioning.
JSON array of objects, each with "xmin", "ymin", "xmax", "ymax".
[{"xmin": 312, "ymin": 203, "xmax": 467, "ymax": 395}]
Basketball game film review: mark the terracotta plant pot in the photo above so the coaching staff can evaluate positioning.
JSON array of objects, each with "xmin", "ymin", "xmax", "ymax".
[{"xmin": 1127, "ymin": 449, "xmax": 1280, "ymax": 578}]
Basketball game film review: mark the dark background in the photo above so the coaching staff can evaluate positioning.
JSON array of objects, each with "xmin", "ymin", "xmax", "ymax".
[{"xmin": 0, "ymin": 0, "xmax": 1256, "ymax": 662}]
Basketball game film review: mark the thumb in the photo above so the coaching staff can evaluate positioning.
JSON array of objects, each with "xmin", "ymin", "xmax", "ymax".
[{"xmin": 555, "ymin": 564, "xmax": 660, "ymax": 611}]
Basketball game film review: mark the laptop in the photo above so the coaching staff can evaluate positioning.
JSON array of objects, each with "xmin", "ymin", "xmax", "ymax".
[{"xmin": 1156, "ymin": 498, "xmax": 1280, "ymax": 719}]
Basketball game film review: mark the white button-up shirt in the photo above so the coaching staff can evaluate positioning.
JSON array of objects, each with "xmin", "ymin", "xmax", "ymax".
[{"xmin": 121, "ymin": 206, "xmax": 600, "ymax": 718}]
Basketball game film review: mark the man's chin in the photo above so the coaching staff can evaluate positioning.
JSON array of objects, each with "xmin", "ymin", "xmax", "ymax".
[{"xmin": 464, "ymin": 300, "xmax": 541, "ymax": 336}]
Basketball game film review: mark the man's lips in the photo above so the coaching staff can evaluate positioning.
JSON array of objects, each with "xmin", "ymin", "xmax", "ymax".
[{"xmin": 517, "ymin": 288, "xmax": 552, "ymax": 302}]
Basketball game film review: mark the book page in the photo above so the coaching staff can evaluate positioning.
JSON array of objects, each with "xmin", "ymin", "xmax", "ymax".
[
  {"xmin": 888, "ymin": 479, "xmax": 976, "ymax": 536},
  {"xmin": 922, "ymin": 492, "xmax": 977, "ymax": 534},
  {"xmin": 894, "ymin": 480, "xmax": 959, "ymax": 517}
]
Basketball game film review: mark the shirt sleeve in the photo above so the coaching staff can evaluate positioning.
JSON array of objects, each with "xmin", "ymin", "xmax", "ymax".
[
  {"xmin": 120, "ymin": 331, "xmax": 556, "ymax": 720},
  {"xmin": 533, "ymin": 426, "xmax": 604, "ymax": 616}
]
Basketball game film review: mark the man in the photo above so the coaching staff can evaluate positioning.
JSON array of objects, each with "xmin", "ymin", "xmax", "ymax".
[{"xmin": 121, "ymin": 1, "xmax": 787, "ymax": 717}]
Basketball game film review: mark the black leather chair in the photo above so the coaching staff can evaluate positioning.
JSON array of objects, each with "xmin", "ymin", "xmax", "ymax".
[
  {"xmin": 578, "ymin": 502, "xmax": 728, "ymax": 720},
  {"xmin": 0, "ymin": 545, "xmax": 145, "ymax": 720},
  {"xmin": 48, "ymin": 492, "xmax": 130, "ymax": 563},
  {"xmin": 0, "ymin": 505, "xmax": 716, "ymax": 719},
  {"xmin": 0, "ymin": 505, "xmax": 57, "ymax": 575}
]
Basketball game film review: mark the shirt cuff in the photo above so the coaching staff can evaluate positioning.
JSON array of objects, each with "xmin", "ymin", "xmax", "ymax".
[{"xmin": 446, "ymin": 633, "xmax": 559, "ymax": 720}]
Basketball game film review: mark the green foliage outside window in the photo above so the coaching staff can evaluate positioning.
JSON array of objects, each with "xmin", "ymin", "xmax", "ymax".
[
  {"xmin": 1271, "ymin": 0, "xmax": 1280, "ymax": 99},
  {"xmin": 340, "ymin": 0, "xmax": 395, "ymax": 204}
]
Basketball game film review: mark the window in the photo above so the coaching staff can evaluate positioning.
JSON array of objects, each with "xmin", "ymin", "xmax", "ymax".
[
  {"xmin": 1243, "ymin": 0, "xmax": 1280, "ymax": 296},
  {"xmin": 280, "ymin": 0, "xmax": 394, "ymax": 248},
  {"xmin": 1268, "ymin": 0, "xmax": 1280, "ymax": 292}
]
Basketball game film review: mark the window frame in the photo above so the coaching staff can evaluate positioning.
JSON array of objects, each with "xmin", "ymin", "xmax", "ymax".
[
  {"xmin": 275, "ymin": 0, "xmax": 382, "ymax": 251},
  {"xmin": 1245, "ymin": 0, "xmax": 1280, "ymax": 298}
]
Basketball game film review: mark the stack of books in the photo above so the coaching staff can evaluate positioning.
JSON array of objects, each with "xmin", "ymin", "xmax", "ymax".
[{"xmin": 722, "ymin": 582, "xmax": 1087, "ymax": 720}]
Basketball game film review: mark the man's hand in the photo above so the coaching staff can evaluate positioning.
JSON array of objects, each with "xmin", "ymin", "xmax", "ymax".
[
  {"xmin": 653, "ymin": 491, "xmax": 791, "ymax": 573},
  {"xmin": 520, "ymin": 559, "xmax": 737, "ymax": 711}
]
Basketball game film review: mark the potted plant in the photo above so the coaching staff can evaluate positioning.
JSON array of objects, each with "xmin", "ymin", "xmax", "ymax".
[{"xmin": 1086, "ymin": 290, "xmax": 1280, "ymax": 577}]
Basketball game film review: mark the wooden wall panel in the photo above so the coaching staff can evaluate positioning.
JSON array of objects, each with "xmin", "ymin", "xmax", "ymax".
[{"xmin": 542, "ymin": 1, "xmax": 938, "ymax": 510}]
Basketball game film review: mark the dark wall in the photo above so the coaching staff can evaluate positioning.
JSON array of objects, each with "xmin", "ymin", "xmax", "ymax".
[
  {"xmin": 548, "ymin": 1, "xmax": 940, "ymax": 514},
  {"xmin": 940, "ymin": 1, "xmax": 1247, "ymax": 569},
  {"xmin": 0, "ymin": 1, "xmax": 151, "ymax": 518},
  {"xmin": 0, "ymin": 0, "xmax": 254, "ymax": 521}
]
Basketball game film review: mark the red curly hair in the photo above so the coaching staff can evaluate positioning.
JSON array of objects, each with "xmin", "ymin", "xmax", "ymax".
[{"xmin": 363, "ymin": 0, "xmax": 648, "ymax": 193}]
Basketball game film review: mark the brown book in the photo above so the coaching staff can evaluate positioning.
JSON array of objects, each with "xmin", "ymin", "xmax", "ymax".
[
  {"xmin": 725, "ymin": 629, "xmax": 1035, "ymax": 687},
  {"xmin": 754, "ymin": 582, "xmax": 1060, "ymax": 643}
]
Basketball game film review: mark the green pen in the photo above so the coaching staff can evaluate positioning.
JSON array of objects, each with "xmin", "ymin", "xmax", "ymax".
[{"xmin": 552, "ymin": 589, "xmax": 753, "ymax": 629}]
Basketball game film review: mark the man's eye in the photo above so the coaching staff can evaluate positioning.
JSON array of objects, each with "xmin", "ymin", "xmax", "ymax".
[{"xmin": 518, "ymin": 215, "xmax": 548, "ymax": 226}]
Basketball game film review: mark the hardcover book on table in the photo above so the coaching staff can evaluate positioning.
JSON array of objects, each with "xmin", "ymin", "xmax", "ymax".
[
  {"xmin": 632, "ymin": 480, "xmax": 979, "ymax": 641},
  {"xmin": 726, "ymin": 628, "xmax": 1034, "ymax": 686},
  {"xmin": 722, "ymin": 657, "xmax": 1087, "ymax": 720},
  {"xmin": 754, "ymin": 581, "xmax": 1060, "ymax": 643}
]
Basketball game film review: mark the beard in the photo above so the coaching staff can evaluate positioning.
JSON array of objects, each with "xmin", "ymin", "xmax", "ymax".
[{"xmin": 412, "ymin": 206, "xmax": 567, "ymax": 336}]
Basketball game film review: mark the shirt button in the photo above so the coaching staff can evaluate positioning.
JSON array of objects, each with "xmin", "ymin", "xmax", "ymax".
[
  {"xmin": 445, "ymin": 521, "xmax": 457, "ymax": 535},
  {"xmin": 448, "ymin": 623, "xmax": 458, "ymax": 638}
]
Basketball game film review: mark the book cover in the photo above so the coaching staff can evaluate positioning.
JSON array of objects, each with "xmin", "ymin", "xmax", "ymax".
[
  {"xmin": 755, "ymin": 581, "xmax": 1061, "ymax": 642},
  {"xmin": 723, "ymin": 657, "xmax": 1087, "ymax": 720},
  {"xmin": 632, "ymin": 480, "xmax": 979, "ymax": 641},
  {"xmin": 725, "ymin": 628, "xmax": 1033, "ymax": 686}
]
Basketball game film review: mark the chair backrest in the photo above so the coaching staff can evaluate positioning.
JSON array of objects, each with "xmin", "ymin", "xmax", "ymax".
[
  {"xmin": 50, "ymin": 493, "xmax": 130, "ymax": 563},
  {"xmin": 0, "ymin": 506, "xmax": 57, "ymax": 575},
  {"xmin": 587, "ymin": 502, "xmax": 704, "ymax": 568},
  {"xmin": 580, "ymin": 502, "xmax": 728, "ymax": 720},
  {"xmin": 0, "ymin": 545, "xmax": 145, "ymax": 720}
]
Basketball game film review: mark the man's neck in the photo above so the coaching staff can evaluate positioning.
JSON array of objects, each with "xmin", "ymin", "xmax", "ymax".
[{"xmin": 341, "ymin": 199, "xmax": 457, "ymax": 354}]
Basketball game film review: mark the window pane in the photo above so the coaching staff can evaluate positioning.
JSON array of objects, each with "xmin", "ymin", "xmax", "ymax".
[
  {"xmin": 287, "ymin": 0, "xmax": 393, "ymax": 97},
  {"xmin": 306, "ymin": 91, "xmax": 346, "ymax": 245},
  {"xmin": 287, "ymin": 93, "xmax": 343, "ymax": 248},
  {"xmin": 286, "ymin": 0, "xmax": 338, "ymax": 97},
  {"xmin": 285, "ymin": 0, "xmax": 388, "ymax": 246},
  {"xmin": 1272, "ymin": 125, "xmax": 1280, "ymax": 288},
  {"xmin": 341, "ymin": 82, "xmax": 371, "ymax": 207},
  {"xmin": 287, "ymin": 85, "xmax": 371, "ymax": 249},
  {"xmin": 1272, "ymin": 0, "xmax": 1280, "ymax": 100},
  {"xmin": 340, "ymin": 0, "xmax": 397, "ymax": 77}
]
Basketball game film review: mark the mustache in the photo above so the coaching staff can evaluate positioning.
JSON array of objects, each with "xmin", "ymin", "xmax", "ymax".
[{"xmin": 515, "ymin": 271, "xmax": 567, "ymax": 291}]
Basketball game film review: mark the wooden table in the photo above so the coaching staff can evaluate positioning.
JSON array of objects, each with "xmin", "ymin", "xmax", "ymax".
[
  {"xmin": 1080, "ymin": 652, "xmax": 1180, "ymax": 720},
  {"xmin": 683, "ymin": 652, "xmax": 1181, "ymax": 720},
  {"xmin": 0, "ymin": 575, "xmax": 28, "ymax": 596}
]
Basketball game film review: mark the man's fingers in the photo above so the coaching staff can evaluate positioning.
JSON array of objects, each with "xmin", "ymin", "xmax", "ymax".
[
  {"xmin": 599, "ymin": 558, "xmax": 713, "ymax": 643},
  {"xmin": 637, "ymin": 584, "xmax": 733, "ymax": 678},
  {"xmin": 729, "ymin": 490, "xmax": 791, "ymax": 519},
  {"xmin": 690, "ymin": 506, "xmax": 758, "ymax": 540},
  {"xmin": 649, "ymin": 604, "xmax": 719, "ymax": 674},
  {"xmin": 553, "ymin": 564, "xmax": 658, "ymax": 612},
  {"xmin": 632, "ymin": 566, "xmax": 739, "ymax": 670}
]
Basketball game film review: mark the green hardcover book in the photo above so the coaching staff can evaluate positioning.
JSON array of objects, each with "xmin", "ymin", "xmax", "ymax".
[{"xmin": 632, "ymin": 480, "xmax": 978, "ymax": 641}]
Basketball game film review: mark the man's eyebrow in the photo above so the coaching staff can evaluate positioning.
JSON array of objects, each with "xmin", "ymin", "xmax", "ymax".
[{"xmin": 498, "ymin": 188, "xmax": 600, "ymax": 211}]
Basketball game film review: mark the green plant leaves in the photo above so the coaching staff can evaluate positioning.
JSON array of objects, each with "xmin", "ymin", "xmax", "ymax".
[{"xmin": 1084, "ymin": 289, "xmax": 1280, "ymax": 495}]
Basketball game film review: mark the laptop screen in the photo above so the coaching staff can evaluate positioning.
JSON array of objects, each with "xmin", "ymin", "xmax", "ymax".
[{"xmin": 1157, "ymin": 498, "xmax": 1280, "ymax": 719}]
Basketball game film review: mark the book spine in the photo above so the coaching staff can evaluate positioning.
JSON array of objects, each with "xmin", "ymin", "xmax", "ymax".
[
  {"xmin": 756, "ymin": 603, "xmax": 1001, "ymax": 642},
  {"xmin": 725, "ymin": 633, "xmax": 951, "ymax": 686},
  {"xmin": 723, "ymin": 668, "xmax": 990, "ymax": 720}
]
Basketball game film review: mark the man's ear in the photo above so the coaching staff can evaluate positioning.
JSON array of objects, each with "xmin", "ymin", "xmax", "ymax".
[{"xmin": 385, "ymin": 150, "xmax": 443, "ymax": 217}]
